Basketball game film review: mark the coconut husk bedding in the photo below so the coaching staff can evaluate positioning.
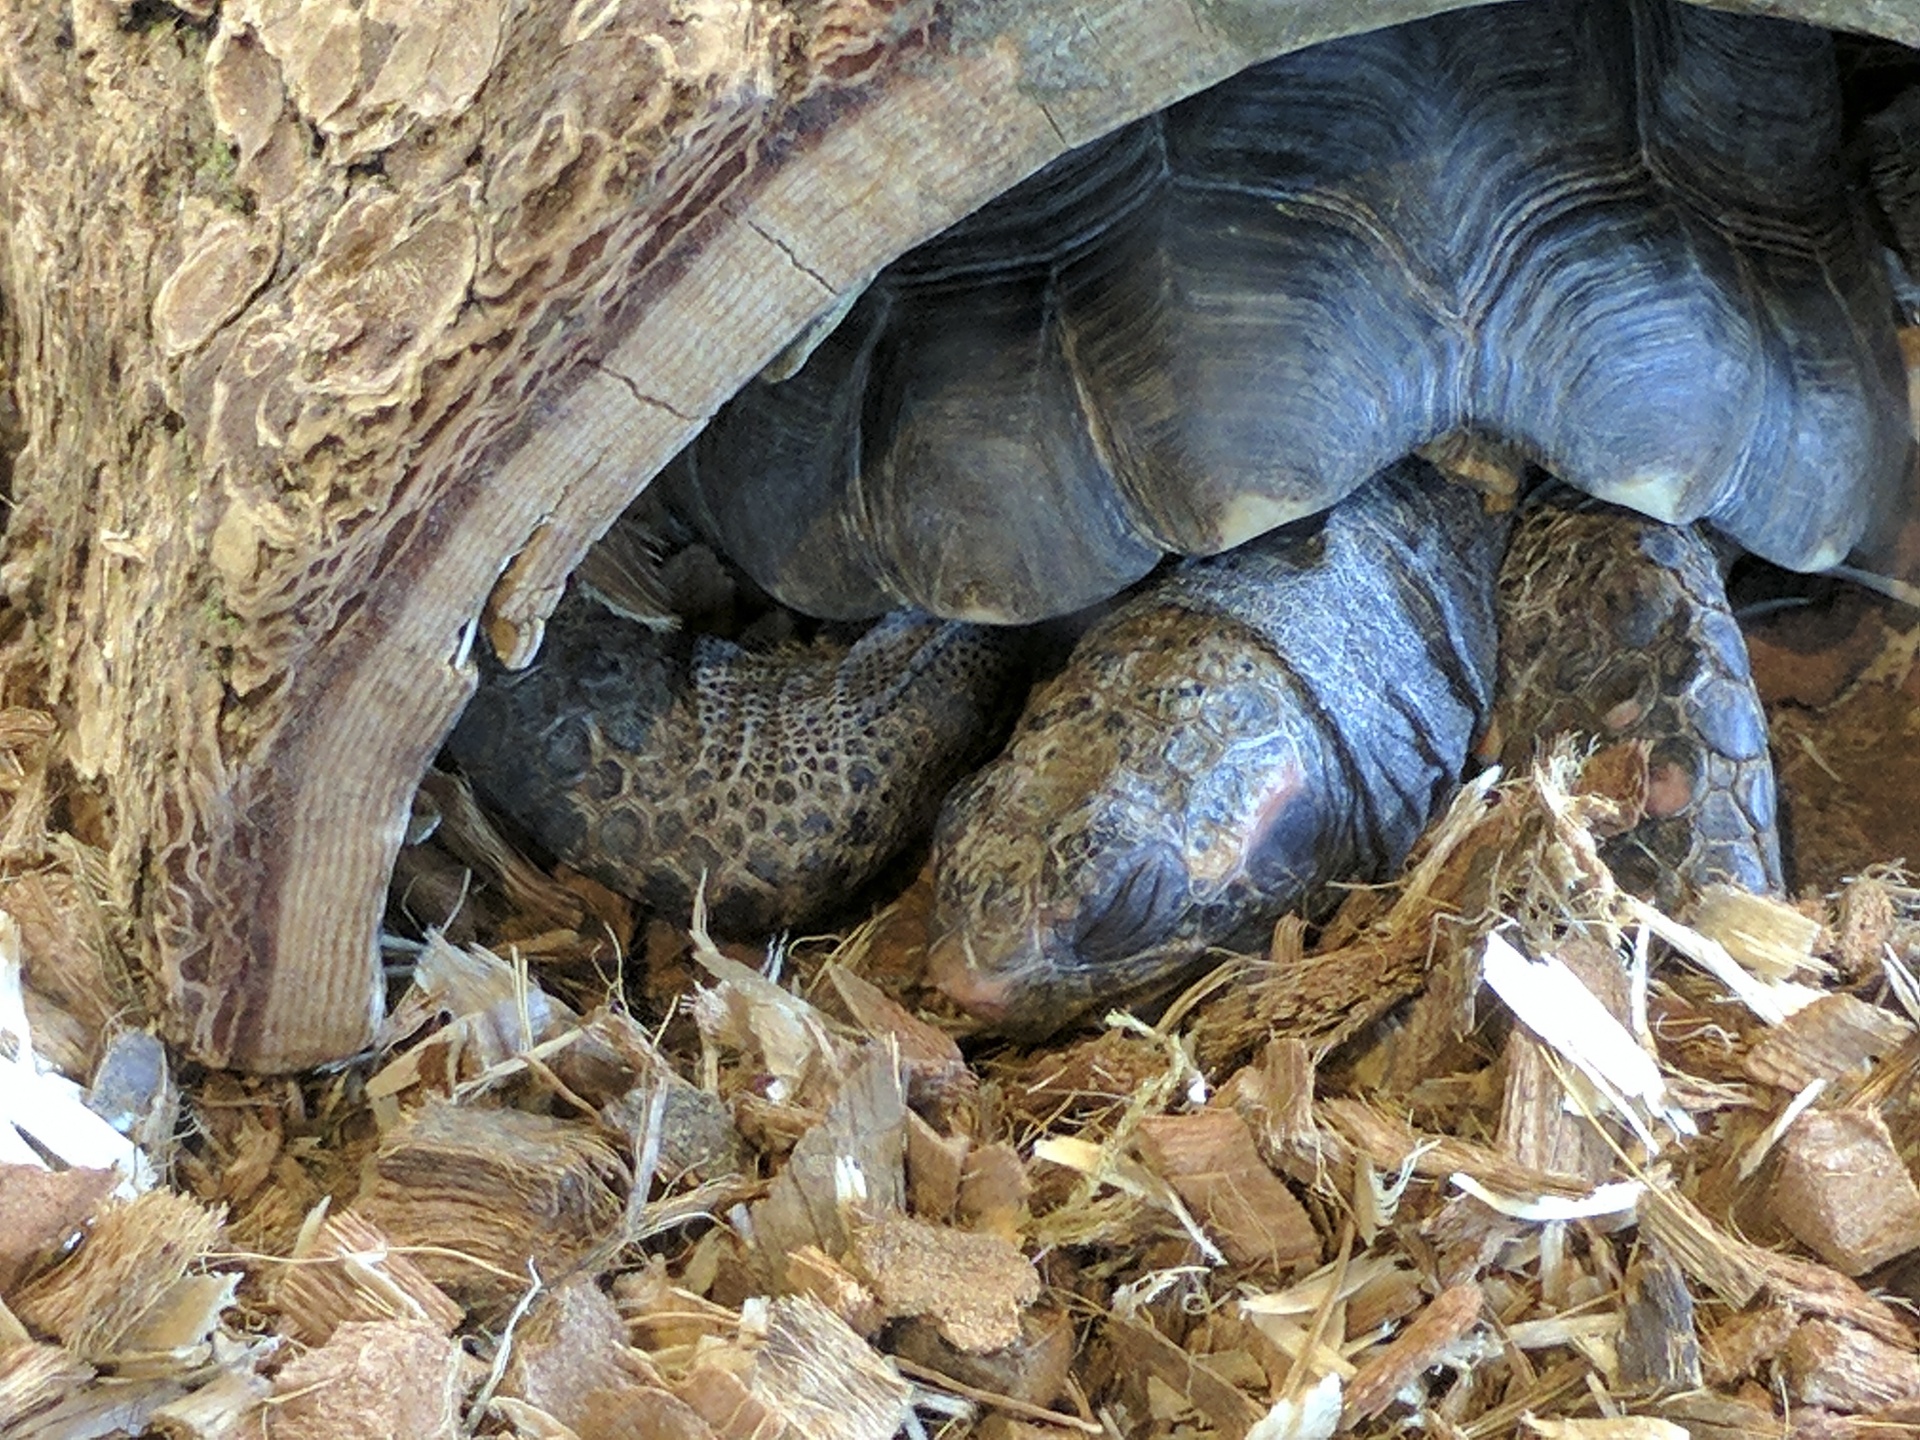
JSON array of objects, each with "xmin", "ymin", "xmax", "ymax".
[{"xmin": 8, "ymin": 494, "xmax": 1920, "ymax": 1439}]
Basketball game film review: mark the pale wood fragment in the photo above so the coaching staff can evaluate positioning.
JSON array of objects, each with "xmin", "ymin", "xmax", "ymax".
[
  {"xmin": 1692, "ymin": 885, "xmax": 1827, "ymax": 983},
  {"xmin": 1133, "ymin": 1109, "xmax": 1318, "ymax": 1272},
  {"xmin": 273, "ymin": 1207, "xmax": 463, "ymax": 1346},
  {"xmin": 848, "ymin": 1210, "xmax": 1039, "ymax": 1353},
  {"xmin": 786, "ymin": 1244, "xmax": 885, "ymax": 1336},
  {"xmin": 268, "ymin": 1319, "xmax": 470, "ymax": 1440},
  {"xmin": 0, "ymin": 1163, "xmax": 115, "ymax": 1294},
  {"xmin": 9, "ymin": 1189, "xmax": 226, "ymax": 1364},
  {"xmin": 499, "ymin": 1276, "xmax": 660, "ymax": 1433},
  {"xmin": 1744, "ymin": 993, "xmax": 1913, "ymax": 1091},
  {"xmin": 0, "ymin": 1341, "xmax": 95, "ymax": 1434},
  {"xmin": 1343, "ymin": 1282, "xmax": 1485, "ymax": 1424},
  {"xmin": 1770, "ymin": 1107, "xmax": 1920, "ymax": 1274},
  {"xmin": 349, "ymin": 1102, "xmax": 627, "ymax": 1309},
  {"xmin": 749, "ymin": 1045, "xmax": 906, "ymax": 1287},
  {"xmin": 1783, "ymin": 1319, "xmax": 1920, "ymax": 1410}
]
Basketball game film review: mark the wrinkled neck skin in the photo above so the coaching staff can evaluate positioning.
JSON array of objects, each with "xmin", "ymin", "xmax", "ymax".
[{"xmin": 926, "ymin": 463, "xmax": 1506, "ymax": 1037}]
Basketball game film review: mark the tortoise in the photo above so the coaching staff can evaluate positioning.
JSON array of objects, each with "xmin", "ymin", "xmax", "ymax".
[{"xmin": 449, "ymin": 0, "xmax": 1912, "ymax": 1030}]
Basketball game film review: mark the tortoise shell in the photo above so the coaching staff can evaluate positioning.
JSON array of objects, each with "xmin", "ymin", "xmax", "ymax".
[{"xmin": 661, "ymin": 0, "xmax": 1909, "ymax": 624}]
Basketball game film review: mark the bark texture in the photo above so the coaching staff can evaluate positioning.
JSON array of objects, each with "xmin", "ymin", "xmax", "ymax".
[{"xmin": 0, "ymin": 0, "xmax": 1912, "ymax": 1070}]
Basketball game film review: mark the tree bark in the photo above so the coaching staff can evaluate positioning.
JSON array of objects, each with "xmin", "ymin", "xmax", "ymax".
[{"xmin": 0, "ymin": 0, "xmax": 1912, "ymax": 1071}]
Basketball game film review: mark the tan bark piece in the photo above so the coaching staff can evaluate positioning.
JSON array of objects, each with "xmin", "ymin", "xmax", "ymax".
[
  {"xmin": 1744, "ymin": 993, "xmax": 1913, "ymax": 1091},
  {"xmin": 1344, "ymin": 1282, "xmax": 1485, "ymax": 1425},
  {"xmin": 1497, "ymin": 1029, "xmax": 1612, "ymax": 1183},
  {"xmin": 350, "ymin": 1102, "xmax": 627, "ymax": 1309},
  {"xmin": 577, "ymin": 1385, "xmax": 720, "ymax": 1440},
  {"xmin": 672, "ymin": 1296, "xmax": 911, "ymax": 1440},
  {"xmin": 9, "ymin": 1188, "xmax": 226, "ymax": 1363},
  {"xmin": 750, "ymin": 1046, "xmax": 906, "ymax": 1287},
  {"xmin": 957, "ymin": 1141, "xmax": 1030, "ymax": 1240},
  {"xmin": 1783, "ymin": 1319, "xmax": 1920, "ymax": 1411},
  {"xmin": 827, "ymin": 965, "xmax": 966, "ymax": 1078},
  {"xmin": 1771, "ymin": 1108, "xmax": 1920, "ymax": 1275},
  {"xmin": 890, "ymin": 1307, "xmax": 1077, "ymax": 1410},
  {"xmin": 1617, "ymin": 1244, "xmax": 1701, "ymax": 1392},
  {"xmin": 849, "ymin": 1211, "xmax": 1039, "ymax": 1353},
  {"xmin": 0, "ymin": 1163, "xmax": 115, "ymax": 1295},
  {"xmin": 1346, "ymin": 1263, "xmax": 1428, "ymax": 1341},
  {"xmin": 787, "ymin": 1244, "xmax": 884, "ymax": 1336},
  {"xmin": 0, "ymin": 1341, "xmax": 96, "ymax": 1432},
  {"xmin": 1754, "ymin": 1248, "xmax": 1917, "ymax": 1350},
  {"xmin": 269, "ymin": 1319, "xmax": 469, "ymax": 1440},
  {"xmin": 1133, "ymin": 1110, "xmax": 1318, "ymax": 1271},
  {"xmin": 1702, "ymin": 1304, "xmax": 1799, "ymax": 1387},
  {"xmin": 274, "ymin": 1207, "xmax": 463, "ymax": 1346},
  {"xmin": 501, "ymin": 1275, "xmax": 658, "ymax": 1431},
  {"xmin": 1103, "ymin": 1314, "xmax": 1266, "ymax": 1437},
  {"xmin": 905, "ymin": 1109, "xmax": 968, "ymax": 1223},
  {"xmin": 1216, "ymin": 1037, "xmax": 1317, "ymax": 1156}
]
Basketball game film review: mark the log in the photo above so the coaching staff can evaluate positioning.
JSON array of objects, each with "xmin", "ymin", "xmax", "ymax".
[{"xmin": 0, "ymin": 0, "xmax": 1915, "ymax": 1070}]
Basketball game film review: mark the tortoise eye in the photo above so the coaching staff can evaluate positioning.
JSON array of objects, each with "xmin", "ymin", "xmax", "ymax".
[{"xmin": 1070, "ymin": 842, "xmax": 1190, "ymax": 969}]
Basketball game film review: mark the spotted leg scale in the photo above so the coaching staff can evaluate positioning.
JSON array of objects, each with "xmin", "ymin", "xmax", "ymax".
[
  {"xmin": 1492, "ymin": 494, "xmax": 1782, "ymax": 908},
  {"xmin": 446, "ymin": 599, "xmax": 1025, "ymax": 936}
]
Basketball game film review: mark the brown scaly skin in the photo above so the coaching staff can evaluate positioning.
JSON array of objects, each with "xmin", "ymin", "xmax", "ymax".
[
  {"xmin": 447, "ymin": 600, "xmax": 1024, "ymax": 936},
  {"xmin": 1492, "ymin": 493, "xmax": 1781, "ymax": 907},
  {"xmin": 925, "ymin": 461, "xmax": 1507, "ymax": 1030},
  {"xmin": 925, "ymin": 470, "xmax": 1786, "ymax": 1036}
]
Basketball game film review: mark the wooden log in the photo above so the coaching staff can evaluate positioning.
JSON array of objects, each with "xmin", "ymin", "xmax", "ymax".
[{"xmin": 0, "ymin": 0, "xmax": 1915, "ymax": 1071}]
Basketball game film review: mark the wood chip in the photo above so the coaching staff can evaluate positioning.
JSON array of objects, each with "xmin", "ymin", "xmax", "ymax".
[
  {"xmin": 1133, "ymin": 1109, "xmax": 1319, "ymax": 1271},
  {"xmin": 1343, "ymin": 1282, "xmax": 1484, "ymax": 1424},
  {"xmin": 890, "ymin": 1307, "xmax": 1077, "ymax": 1411},
  {"xmin": 1701, "ymin": 1304, "xmax": 1799, "ymax": 1387},
  {"xmin": 0, "ymin": 1164, "xmax": 115, "ymax": 1294},
  {"xmin": 1783, "ymin": 1319, "xmax": 1920, "ymax": 1411},
  {"xmin": 269, "ymin": 1320, "xmax": 470, "ymax": 1440},
  {"xmin": 1497, "ymin": 1030, "xmax": 1613, "ymax": 1183},
  {"xmin": 1691, "ymin": 885, "xmax": 1826, "ymax": 982},
  {"xmin": 849, "ymin": 1211, "xmax": 1038, "ymax": 1353},
  {"xmin": 501, "ymin": 1275, "xmax": 659, "ymax": 1430},
  {"xmin": 274, "ymin": 1206, "xmax": 463, "ymax": 1346},
  {"xmin": 672, "ymin": 1296, "xmax": 911, "ymax": 1440},
  {"xmin": 1770, "ymin": 1107, "xmax": 1920, "ymax": 1274},
  {"xmin": 1743, "ymin": 993, "xmax": 1913, "ymax": 1091},
  {"xmin": 750, "ymin": 1045, "xmax": 906, "ymax": 1287},
  {"xmin": 957, "ymin": 1141, "xmax": 1030, "ymax": 1240},
  {"xmin": 350, "ymin": 1102, "xmax": 627, "ymax": 1310},
  {"xmin": 787, "ymin": 1244, "xmax": 883, "ymax": 1336},
  {"xmin": 904, "ymin": 1109, "xmax": 967, "ymax": 1223},
  {"xmin": 1617, "ymin": 1243, "xmax": 1701, "ymax": 1391},
  {"xmin": 9, "ymin": 1188, "xmax": 226, "ymax": 1363},
  {"xmin": 1103, "ymin": 1313, "xmax": 1266, "ymax": 1437}
]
